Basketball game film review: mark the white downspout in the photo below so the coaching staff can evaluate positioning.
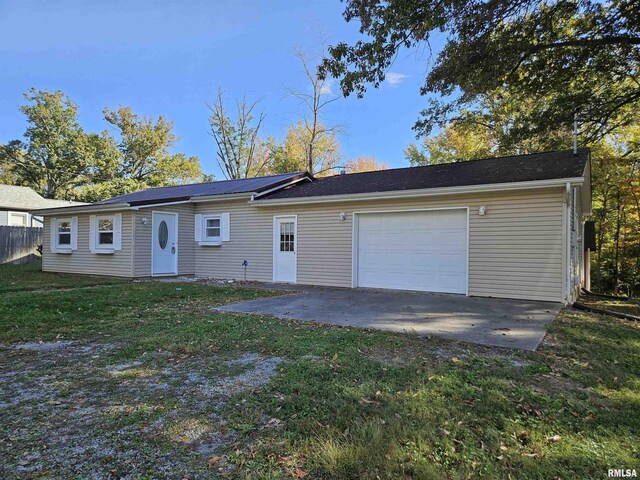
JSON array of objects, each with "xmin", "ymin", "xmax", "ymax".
[{"xmin": 565, "ymin": 182, "xmax": 572, "ymax": 303}]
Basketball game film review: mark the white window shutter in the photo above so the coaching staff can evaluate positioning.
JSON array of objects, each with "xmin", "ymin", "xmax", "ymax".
[
  {"xmin": 113, "ymin": 213, "xmax": 122, "ymax": 251},
  {"xmin": 89, "ymin": 215, "xmax": 97, "ymax": 253},
  {"xmin": 194, "ymin": 214, "xmax": 202, "ymax": 242},
  {"xmin": 50, "ymin": 218, "xmax": 57, "ymax": 252},
  {"xmin": 222, "ymin": 212, "xmax": 230, "ymax": 241},
  {"xmin": 71, "ymin": 217, "xmax": 78, "ymax": 251}
]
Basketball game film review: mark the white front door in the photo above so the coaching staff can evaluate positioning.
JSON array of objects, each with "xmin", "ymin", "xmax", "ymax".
[
  {"xmin": 273, "ymin": 216, "xmax": 297, "ymax": 283},
  {"xmin": 152, "ymin": 212, "xmax": 178, "ymax": 276},
  {"xmin": 355, "ymin": 209, "xmax": 468, "ymax": 294}
]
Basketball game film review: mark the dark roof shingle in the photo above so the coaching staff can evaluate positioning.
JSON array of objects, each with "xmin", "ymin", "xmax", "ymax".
[
  {"xmin": 258, "ymin": 149, "xmax": 589, "ymax": 201},
  {"xmin": 95, "ymin": 172, "xmax": 306, "ymax": 206}
]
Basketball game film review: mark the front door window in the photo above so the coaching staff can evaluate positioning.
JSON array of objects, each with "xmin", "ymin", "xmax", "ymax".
[{"xmin": 158, "ymin": 221, "xmax": 168, "ymax": 249}]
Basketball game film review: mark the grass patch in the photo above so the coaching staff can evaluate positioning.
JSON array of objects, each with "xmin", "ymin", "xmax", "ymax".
[
  {"xmin": 0, "ymin": 266, "xmax": 638, "ymax": 479},
  {"xmin": 0, "ymin": 261, "xmax": 128, "ymax": 293},
  {"xmin": 579, "ymin": 293, "xmax": 640, "ymax": 317}
]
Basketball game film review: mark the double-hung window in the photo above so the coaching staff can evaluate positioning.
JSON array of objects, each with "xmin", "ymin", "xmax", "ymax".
[
  {"xmin": 204, "ymin": 216, "xmax": 221, "ymax": 242},
  {"xmin": 51, "ymin": 217, "xmax": 77, "ymax": 253},
  {"xmin": 57, "ymin": 219, "xmax": 72, "ymax": 247},
  {"xmin": 90, "ymin": 213, "xmax": 122, "ymax": 253},
  {"xmin": 195, "ymin": 213, "xmax": 229, "ymax": 245},
  {"xmin": 97, "ymin": 217, "xmax": 114, "ymax": 246}
]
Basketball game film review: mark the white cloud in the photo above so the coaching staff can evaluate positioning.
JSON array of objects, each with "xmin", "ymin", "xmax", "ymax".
[
  {"xmin": 386, "ymin": 72, "xmax": 409, "ymax": 86},
  {"xmin": 319, "ymin": 78, "xmax": 334, "ymax": 96}
]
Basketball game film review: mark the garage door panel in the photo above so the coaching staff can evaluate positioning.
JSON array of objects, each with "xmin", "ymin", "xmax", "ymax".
[{"xmin": 356, "ymin": 210, "xmax": 468, "ymax": 294}]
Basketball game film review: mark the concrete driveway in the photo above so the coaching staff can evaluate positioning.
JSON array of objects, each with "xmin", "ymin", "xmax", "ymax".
[{"xmin": 216, "ymin": 287, "xmax": 562, "ymax": 350}]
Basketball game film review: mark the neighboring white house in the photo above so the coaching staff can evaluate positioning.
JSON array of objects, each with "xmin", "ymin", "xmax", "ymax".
[
  {"xmin": 34, "ymin": 149, "xmax": 592, "ymax": 304},
  {"xmin": 0, "ymin": 185, "xmax": 84, "ymax": 227}
]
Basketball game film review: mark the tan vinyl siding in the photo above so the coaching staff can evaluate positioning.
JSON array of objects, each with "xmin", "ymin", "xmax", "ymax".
[
  {"xmin": 40, "ymin": 187, "xmax": 566, "ymax": 302},
  {"xmin": 42, "ymin": 212, "xmax": 133, "ymax": 277},
  {"xmin": 195, "ymin": 187, "xmax": 565, "ymax": 302},
  {"xmin": 194, "ymin": 201, "xmax": 275, "ymax": 282},
  {"xmin": 132, "ymin": 204, "xmax": 196, "ymax": 277}
]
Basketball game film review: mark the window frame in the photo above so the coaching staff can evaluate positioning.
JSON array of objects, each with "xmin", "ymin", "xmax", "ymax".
[
  {"xmin": 56, "ymin": 218, "xmax": 73, "ymax": 249},
  {"xmin": 96, "ymin": 215, "xmax": 115, "ymax": 247},
  {"xmin": 8, "ymin": 211, "xmax": 28, "ymax": 226},
  {"xmin": 202, "ymin": 214, "xmax": 222, "ymax": 243}
]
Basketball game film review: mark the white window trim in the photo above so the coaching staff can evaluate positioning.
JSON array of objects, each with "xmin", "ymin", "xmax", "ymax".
[
  {"xmin": 50, "ymin": 217, "xmax": 77, "ymax": 254},
  {"xmin": 203, "ymin": 214, "xmax": 222, "ymax": 244},
  {"xmin": 90, "ymin": 213, "xmax": 122, "ymax": 254},
  {"xmin": 195, "ymin": 212, "xmax": 230, "ymax": 246},
  {"xmin": 8, "ymin": 211, "xmax": 28, "ymax": 226}
]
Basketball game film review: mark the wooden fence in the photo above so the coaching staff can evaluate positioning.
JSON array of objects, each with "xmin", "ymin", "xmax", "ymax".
[{"xmin": 0, "ymin": 226, "xmax": 43, "ymax": 264}]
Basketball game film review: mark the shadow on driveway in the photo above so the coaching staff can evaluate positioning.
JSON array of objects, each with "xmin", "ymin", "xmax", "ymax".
[{"xmin": 215, "ymin": 286, "xmax": 562, "ymax": 351}]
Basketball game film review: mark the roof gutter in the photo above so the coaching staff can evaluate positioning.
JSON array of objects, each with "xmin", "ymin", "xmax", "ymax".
[{"xmin": 250, "ymin": 177, "xmax": 585, "ymax": 206}]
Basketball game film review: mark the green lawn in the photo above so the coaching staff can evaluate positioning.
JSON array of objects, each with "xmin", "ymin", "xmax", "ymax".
[
  {"xmin": 579, "ymin": 292, "xmax": 640, "ymax": 317},
  {"xmin": 0, "ymin": 264, "xmax": 638, "ymax": 479},
  {"xmin": 0, "ymin": 261, "xmax": 128, "ymax": 293}
]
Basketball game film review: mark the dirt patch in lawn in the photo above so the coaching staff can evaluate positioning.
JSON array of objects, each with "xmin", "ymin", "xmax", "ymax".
[{"xmin": 0, "ymin": 341, "xmax": 284, "ymax": 479}]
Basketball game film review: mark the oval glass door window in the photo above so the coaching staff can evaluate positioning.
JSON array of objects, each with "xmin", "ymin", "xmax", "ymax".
[{"xmin": 158, "ymin": 221, "xmax": 168, "ymax": 249}]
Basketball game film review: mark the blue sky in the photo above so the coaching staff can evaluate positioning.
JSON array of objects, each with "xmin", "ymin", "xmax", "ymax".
[{"xmin": 0, "ymin": 0, "xmax": 442, "ymax": 179}]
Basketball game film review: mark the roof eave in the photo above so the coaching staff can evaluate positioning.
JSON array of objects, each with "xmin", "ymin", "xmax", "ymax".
[
  {"xmin": 251, "ymin": 177, "xmax": 585, "ymax": 206},
  {"xmin": 32, "ymin": 203, "xmax": 132, "ymax": 215}
]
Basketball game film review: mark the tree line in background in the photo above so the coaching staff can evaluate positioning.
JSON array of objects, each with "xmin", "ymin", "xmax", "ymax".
[
  {"xmin": 322, "ymin": 0, "xmax": 639, "ymax": 295},
  {"xmin": 0, "ymin": 89, "xmax": 207, "ymax": 202},
  {"xmin": 0, "ymin": 46, "xmax": 388, "ymax": 204}
]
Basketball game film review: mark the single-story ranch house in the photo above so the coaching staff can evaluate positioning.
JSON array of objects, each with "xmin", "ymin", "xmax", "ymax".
[{"xmin": 34, "ymin": 149, "xmax": 591, "ymax": 304}]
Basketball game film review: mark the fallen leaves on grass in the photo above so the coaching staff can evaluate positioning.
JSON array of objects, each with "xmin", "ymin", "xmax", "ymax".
[{"xmin": 207, "ymin": 456, "xmax": 221, "ymax": 469}]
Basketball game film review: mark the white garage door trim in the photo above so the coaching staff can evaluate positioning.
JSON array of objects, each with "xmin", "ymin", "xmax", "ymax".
[{"xmin": 351, "ymin": 207, "xmax": 470, "ymax": 295}]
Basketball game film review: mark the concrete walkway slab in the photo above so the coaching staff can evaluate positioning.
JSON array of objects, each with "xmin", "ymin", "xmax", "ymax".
[{"xmin": 215, "ymin": 287, "xmax": 562, "ymax": 351}]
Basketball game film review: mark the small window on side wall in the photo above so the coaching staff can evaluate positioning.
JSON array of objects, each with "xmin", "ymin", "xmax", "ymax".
[
  {"xmin": 90, "ymin": 213, "xmax": 122, "ymax": 253},
  {"xmin": 57, "ymin": 219, "xmax": 72, "ymax": 246},
  {"xmin": 98, "ymin": 217, "xmax": 114, "ymax": 245},
  {"xmin": 194, "ymin": 213, "xmax": 230, "ymax": 245},
  {"xmin": 8, "ymin": 212, "xmax": 28, "ymax": 226},
  {"xmin": 50, "ymin": 217, "xmax": 77, "ymax": 253},
  {"xmin": 204, "ymin": 216, "xmax": 221, "ymax": 241}
]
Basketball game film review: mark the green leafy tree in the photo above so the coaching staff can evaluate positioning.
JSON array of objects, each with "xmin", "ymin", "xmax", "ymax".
[
  {"xmin": 0, "ymin": 89, "xmax": 91, "ymax": 198},
  {"xmin": 322, "ymin": 0, "xmax": 640, "ymax": 147},
  {"xmin": 589, "ymin": 127, "xmax": 640, "ymax": 294},
  {"xmin": 72, "ymin": 107, "xmax": 205, "ymax": 201},
  {"xmin": 1, "ymin": 89, "xmax": 207, "ymax": 202},
  {"xmin": 103, "ymin": 106, "xmax": 203, "ymax": 186},
  {"xmin": 404, "ymin": 121, "xmax": 495, "ymax": 166}
]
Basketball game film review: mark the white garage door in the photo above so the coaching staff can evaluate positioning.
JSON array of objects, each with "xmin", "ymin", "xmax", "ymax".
[{"xmin": 356, "ymin": 209, "xmax": 468, "ymax": 294}]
